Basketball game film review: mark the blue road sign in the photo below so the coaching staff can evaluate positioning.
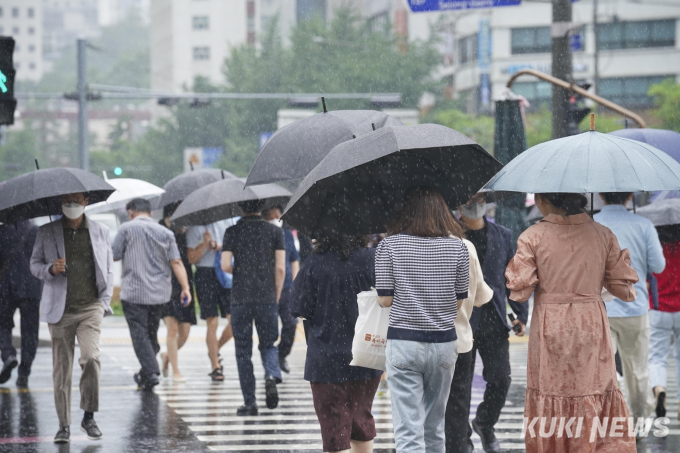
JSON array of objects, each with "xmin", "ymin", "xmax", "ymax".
[
  {"xmin": 570, "ymin": 33, "xmax": 582, "ymax": 52},
  {"xmin": 407, "ymin": 0, "xmax": 521, "ymax": 12},
  {"xmin": 259, "ymin": 132, "xmax": 273, "ymax": 149},
  {"xmin": 202, "ymin": 147, "xmax": 223, "ymax": 167}
]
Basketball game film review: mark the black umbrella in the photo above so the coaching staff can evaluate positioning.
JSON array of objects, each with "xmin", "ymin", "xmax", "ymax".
[
  {"xmin": 0, "ymin": 166, "xmax": 115, "ymax": 223},
  {"xmin": 158, "ymin": 168, "xmax": 236, "ymax": 209},
  {"xmin": 170, "ymin": 178, "xmax": 291, "ymax": 228},
  {"xmin": 282, "ymin": 124, "xmax": 503, "ymax": 238},
  {"xmin": 245, "ymin": 107, "xmax": 403, "ymax": 187}
]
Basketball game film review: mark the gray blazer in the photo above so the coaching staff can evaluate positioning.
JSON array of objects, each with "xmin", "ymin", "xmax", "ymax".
[{"xmin": 30, "ymin": 217, "xmax": 114, "ymax": 324}]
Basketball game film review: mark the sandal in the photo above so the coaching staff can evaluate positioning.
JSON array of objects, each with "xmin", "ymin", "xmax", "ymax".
[{"xmin": 209, "ymin": 367, "xmax": 225, "ymax": 382}]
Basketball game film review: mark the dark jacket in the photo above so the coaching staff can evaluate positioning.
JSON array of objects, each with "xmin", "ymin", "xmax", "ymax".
[
  {"xmin": 470, "ymin": 220, "xmax": 528, "ymax": 331},
  {"xmin": 0, "ymin": 221, "xmax": 43, "ymax": 300}
]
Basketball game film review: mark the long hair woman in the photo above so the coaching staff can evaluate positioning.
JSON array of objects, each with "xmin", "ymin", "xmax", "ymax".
[
  {"xmin": 290, "ymin": 235, "xmax": 382, "ymax": 453},
  {"xmin": 505, "ymin": 193, "xmax": 638, "ymax": 452},
  {"xmin": 376, "ymin": 186, "xmax": 470, "ymax": 452}
]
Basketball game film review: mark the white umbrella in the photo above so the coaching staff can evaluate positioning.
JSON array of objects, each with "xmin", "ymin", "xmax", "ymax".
[{"xmin": 86, "ymin": 172, "xmax": 165, "ymax": 214}]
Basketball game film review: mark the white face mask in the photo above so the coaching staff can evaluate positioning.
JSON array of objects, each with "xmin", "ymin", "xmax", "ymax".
[
  {"xmin": 460, "ymin": 200, "xmax": 486, "ymax": 220},
  {"xmin": 62, "ymin": 202, "xmax": 85, "ymax": 220},
  {"xmin": 268, "ymin": 219, "xmax": 283, "ymax": 228}
]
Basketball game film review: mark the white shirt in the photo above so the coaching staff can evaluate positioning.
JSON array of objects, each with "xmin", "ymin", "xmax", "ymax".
[{"xmin": 186, "ymin": 218, "xmax": 238, "ymax": 268}]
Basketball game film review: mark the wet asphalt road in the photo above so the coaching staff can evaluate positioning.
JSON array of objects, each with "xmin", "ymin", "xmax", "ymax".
[{"xmin": 1, "ymin": 319, "xmax": 680, "ymax": 452}]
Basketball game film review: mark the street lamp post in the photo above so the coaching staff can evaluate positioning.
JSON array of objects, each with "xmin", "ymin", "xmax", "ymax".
[
  {"xmin": 77, "ymin": 38, "xmax": 88, "ymax": 171},
  {"xmin": 551, "ymin": 0, "xmax": 573, "ymax": 139}
]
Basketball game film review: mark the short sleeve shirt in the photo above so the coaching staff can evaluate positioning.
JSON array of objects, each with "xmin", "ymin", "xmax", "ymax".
[
  {"xmin": 222, "ymin": 215, "xmax": 285, "ymax": 305},
  {"xmin": 186, "ymin": 218, "xmax": 238, "ymax": 268}
]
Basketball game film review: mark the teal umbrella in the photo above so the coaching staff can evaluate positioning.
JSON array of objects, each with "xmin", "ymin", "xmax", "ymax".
[{"xmin": 483, "ymin": 130, "xmax": 680, "ymax": 194}]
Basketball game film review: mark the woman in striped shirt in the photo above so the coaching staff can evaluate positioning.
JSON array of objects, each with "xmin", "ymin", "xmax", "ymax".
[{"xmin": 376, "ymin": 186, "xmax": 470, "ymax": 452}]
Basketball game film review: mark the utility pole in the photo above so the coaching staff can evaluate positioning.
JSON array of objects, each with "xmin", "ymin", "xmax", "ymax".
[
  {"xmin": 77, "ymin": 38, "xmax": 88, "ymax": 171},
  {"xmin": 593, "ymin": 0, "xmax": 599, "ymax": 96},
  {"xmin": 551, "ymin": 0, "xmax": 573, "ymax": 139}
]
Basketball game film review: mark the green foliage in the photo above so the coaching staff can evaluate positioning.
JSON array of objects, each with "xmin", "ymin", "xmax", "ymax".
[
  {"xmin": 649, "ymin": 79, "xmax": 680, "ymax": 133},
  {"xmin": 425, "ymin": 108, "xmax": 495, "ymax": 154},
  {"xmin": 0, "ymin": 123, "xmax": 42, "ymax": 180}
]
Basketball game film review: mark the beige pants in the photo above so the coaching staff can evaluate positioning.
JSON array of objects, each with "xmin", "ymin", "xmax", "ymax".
[
  {"xmin": 609, "ymin": 313, "xmax": 655, "ymax": 421},
  {"xmin": 48, "ymin": 303, "xmax": 104, "ymax": 427}
]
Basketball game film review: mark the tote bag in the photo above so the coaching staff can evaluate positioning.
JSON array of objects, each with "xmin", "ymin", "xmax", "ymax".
[{"xmin": 349, "ymin": 289, "xmax": 391, "ymax": 371}]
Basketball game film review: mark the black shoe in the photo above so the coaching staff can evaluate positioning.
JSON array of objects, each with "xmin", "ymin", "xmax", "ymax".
[
  {"xmin": 656, "ymin": 390, "xmax": 667, "ymax": 418},
  {"xmin": 279, "ymin": 358, "xmax": 290, "ymax": 374},
  {"xmin": 236, "ymin": 404, "xmax": 259, "ymax": 416},
  {"xmin": 209, "ymin": 367, "xmax": 225, "ymax": 382},
  {"xmin": 54, "ymin": 426, "xmax": 70, "ymax": 443},
  {"xmin": 472, "ymin": 418, "xmax": 500, "ymax": 453},
  {"xmin": 16, "ymin": 376, "xmax": 28, "ymax": 388},
  {"xmin": 265, "ymin": 378, "xmax": 279, "ymax": 409},
  {"xmin": 80, "ymin": 418, "xmax": 103, "ymax": 440},
  {"xmin": 134, "ymin": 372, "xmax": 159, "ymax": 391},
  {"xmin": 0, "ymin": 355, "xmax": 18, "ymax": 384}
]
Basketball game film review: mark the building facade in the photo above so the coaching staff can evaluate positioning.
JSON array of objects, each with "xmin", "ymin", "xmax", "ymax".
[{"xmin": 0, "ymin": 1, "xmax": 43, "ymax": 82}]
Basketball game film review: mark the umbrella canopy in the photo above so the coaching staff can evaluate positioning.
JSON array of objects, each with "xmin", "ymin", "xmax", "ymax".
[
  {"xmin": 282, "ymin": 124, "xmax": 502, "ymax": 238},
  {"xmin": 158, "ymin": 168, "xmax": 236, "ymax": 209},
  {"xmin": 637, "ymin": 199, "xmax": 680, "ymax": 227},
  {"xmin": 0, "ymin": 167, "xmax": 115, "ymax": 223},
  {"xmin": 609, "ymin": 128, "xmax": 680, "ymax": 163},
  {"xmin": 86, "ymin": 178, "xmax": 165, "ymax": 214},
  {"xmin": 171, "ymin": 178, "xmax": 291, "ymax": 228},
  {"xmin": 245, "ymin": 110, "xmax": 403, "ymax": 187},
  {"xmin": 483, "ymin": 131, "xmax": 680, "ymax": 194}
]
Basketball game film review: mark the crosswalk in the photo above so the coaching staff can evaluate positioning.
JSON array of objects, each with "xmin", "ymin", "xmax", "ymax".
[{"xmin": 106, "ymin": 342, "xmax": 530, "ymax": 452}]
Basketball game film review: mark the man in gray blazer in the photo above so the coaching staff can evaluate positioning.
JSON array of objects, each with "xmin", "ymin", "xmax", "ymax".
[{"xmin": 30, "ymin": 192, "xmax": 113, "ymax": 444}]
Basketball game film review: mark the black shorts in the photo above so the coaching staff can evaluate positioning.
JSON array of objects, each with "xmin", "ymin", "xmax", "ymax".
[
  {"xmin": 161, "ymin": 295, "xmax": 197, "ymax": 325},
  {"xmin": 194, "ymin": 267, "xmax": 231, "ymax": 319}
]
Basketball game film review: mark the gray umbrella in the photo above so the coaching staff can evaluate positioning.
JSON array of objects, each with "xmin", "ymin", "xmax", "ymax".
[
  {"xmin": 282, "ymin": 124, "xmax": 502, "ymax": 238},
  {"xmin": 245, "ymin": 109, "xmax": 403, "ymax": 187},
  {"xmin": 158, "ymin": 168, "xmax": 236, "ymax": 209},
  {"xmin": 171, "ymin": 178, "xmax": 291, "ymax": 227},
  {"xmin": 0, "ymin": 167, "xmax": 115, "ymax": 223},
  {"xmin": 637, "ymin": 199, "xmax": 680, "ymax": 227},
  {"xmin": 483, "ymin": 130, "xmax": 680, "ymax": 193}
]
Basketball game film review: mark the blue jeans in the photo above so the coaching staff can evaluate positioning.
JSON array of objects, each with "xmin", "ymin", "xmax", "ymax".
[
  {"xmin": 386, "ymin": 339, "xmax": 458, "ymax": 453},
  {"xmin": 231, "ymin": 304, "xmax": 282, "ymax": 406},
  {"xmin": 649, "ymin": 309, "xmax": 680, "ymax": 400}
]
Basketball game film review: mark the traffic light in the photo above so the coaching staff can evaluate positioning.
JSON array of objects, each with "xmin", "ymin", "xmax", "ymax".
[
  {"xmin": 0, "ymin": 37, "xmax": 16, "ymax": 126},
  {"xmin": 565, "ymin": 83, "xmax": 592, "ymax": 136},
  {"xmin": 113, "ymin": 167, "xmax": 123, "ymax": 176}
]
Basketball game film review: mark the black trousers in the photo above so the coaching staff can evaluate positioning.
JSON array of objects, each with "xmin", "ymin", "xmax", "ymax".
[
  {"xmin": 471, "ymin": 305, "xmax": 511, "ymax": 431},
  {"xmin": 0, "ymin": 297, "xmax": 40, "ymax": 377},
  {"xmin": 122, "ymin": 301, "xmax": 164, "ymax": 379},
  {"xmin": 445, "ymin": 350, "xmax": 475, "ymax": 453},
  {"xmin": 278, "ymin": 287, "xmax": 298, "ymax": 360}
]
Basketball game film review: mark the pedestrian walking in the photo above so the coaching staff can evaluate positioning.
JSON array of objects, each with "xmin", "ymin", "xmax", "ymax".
[
  {"xmin": 112, "ymin": 198, "xmax": 192, "ymax": 390},
  {"xmin": 263, "ymin": 206, "xmax": 300, "ymax": 373},
  {"xmin": 290, "ymin": 235, "xmax": 382, "ymax": 453},
  {"xmin": 445, "ymin": 219, "xmax": 494, "ymax": 453},
  {"xmin": 446, "ymin": 193, "xmax": 528, "ymax": 453},
  {"xmin": 506, "ymin": 193, "xmax": 638, "ymax": 452},
  {"xmin": 30, "ymin": 192, "xmax": 114, "ymax": 443},
  {"xmin": 595, "ymin": 192, "xmax": 666, "ymax": 422},
  {"xmin": 646, "ymin": 229, "xmax": 680, "ymax": 418},
  {"xmin": 159, "ymin": 202, "xmax": 197, "ymax": 382},
  {"xmin": 221, "ymin": 199, "xmax": 285, "ymax": 415},
  {"xmin": 187, "ymin": 217, "xmax": 237, "ymax": 381},
  {"xmin": 376, "ymin": 186, "xmax": 470, "ymax": 453},
  {"xmin": 0, "ymin": 220, "xmax": 43, "ymax": 388}
]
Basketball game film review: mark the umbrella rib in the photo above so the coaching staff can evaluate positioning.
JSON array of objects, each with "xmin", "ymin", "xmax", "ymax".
[{"xmin": 600, "ymin": 134, "xmax": 645, "ymax": 191}]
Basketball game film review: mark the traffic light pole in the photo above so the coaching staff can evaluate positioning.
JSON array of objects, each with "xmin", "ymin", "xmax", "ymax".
[
  {"xmin": 551, "ymin": 0, "xmax": 573, "ymax": 139},
  {"xmin": 77, "ymin": 39, "xmax": 88, "ymax": 171}
]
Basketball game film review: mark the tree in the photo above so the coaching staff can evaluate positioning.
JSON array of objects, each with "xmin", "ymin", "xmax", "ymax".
[{"xmin": 649, "ymin": 79, "xmax": 680, "ymax": 133}]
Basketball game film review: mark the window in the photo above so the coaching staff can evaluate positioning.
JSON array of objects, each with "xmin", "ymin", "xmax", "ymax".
[
  {"xmin": 597, "ymin": 20, "xmax": 675, "ymax": 50},
  {"xmin": 29, "ymin": 44, "xmax": 35, "ymax": 52},
  {"xmin": 512, "ymin": 81, "xmax": 553, "ymax": 108},
  {"xmin": 297, "ymin": 0, "xmax": 325, "ymax": 23},
  {"xmin": 0, "ymin": 7, "xmax": 3, "ymax": 17},
  {"xmin": 192, "ymin": 16, "xmax": 209, "ymax": 30},
  {"xmin": 193, "ymin": 46, "xmax": 210, "ymax": 60},
  {"xmin": 12, "ymin": 7, "xmax": 18, "ymax": 18},
  {"xmin": 458, "ymin": 34, "xmax": 478, "ymax": 64},
  {"xmin": 599, "ymin": 76, "xmax": 672, "ymax": 107},
  {"xmin": 512, "ymin": 27, "xmax": 551, "ymax": 54},
  {"xmin": 28, "ymin": 7, "xmax": 35, "ymax": 18},
  {"xmin": 29, "ymin": 62, "xmax": 35, "ymax": 70},
  {"xmin": 12, "ymin": 27, "xmax": 19, "ymax": 35},
  {"xmin": 28, "ymin": 27, "xmax": 34, "ymax": 35}
]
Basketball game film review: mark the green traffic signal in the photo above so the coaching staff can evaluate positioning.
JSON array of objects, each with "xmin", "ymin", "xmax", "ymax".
[
  {"xmin": 114, "ymin": 167, "xmax": 123, "ymax": 176},
  {"xmin": 0, "ymin": 70, "xmax": 7, "ymax": 94}
]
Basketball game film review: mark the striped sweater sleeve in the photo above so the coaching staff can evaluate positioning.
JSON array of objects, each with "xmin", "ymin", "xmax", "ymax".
[
  {"xmin": 455, "ymin": 241, "xmax": 470, "ymax": 300},
  {"xmin": 375, "ymin": 238, "xmax": 394, "ymax": 296}
]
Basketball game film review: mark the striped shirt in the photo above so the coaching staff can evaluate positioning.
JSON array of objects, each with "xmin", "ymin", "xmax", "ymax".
[
  {"xmin": 375, "ymin": 234, "xmax": 470, "ymax": 343},
  {"xmin": 112, "ymin": 216, "xmax": 181, "ymax": 305}
]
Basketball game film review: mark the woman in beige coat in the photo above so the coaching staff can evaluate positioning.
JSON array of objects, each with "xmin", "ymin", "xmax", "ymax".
[{"xmin": 505, "ymin": 193, "xmax": 639, "ymax": 453}]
